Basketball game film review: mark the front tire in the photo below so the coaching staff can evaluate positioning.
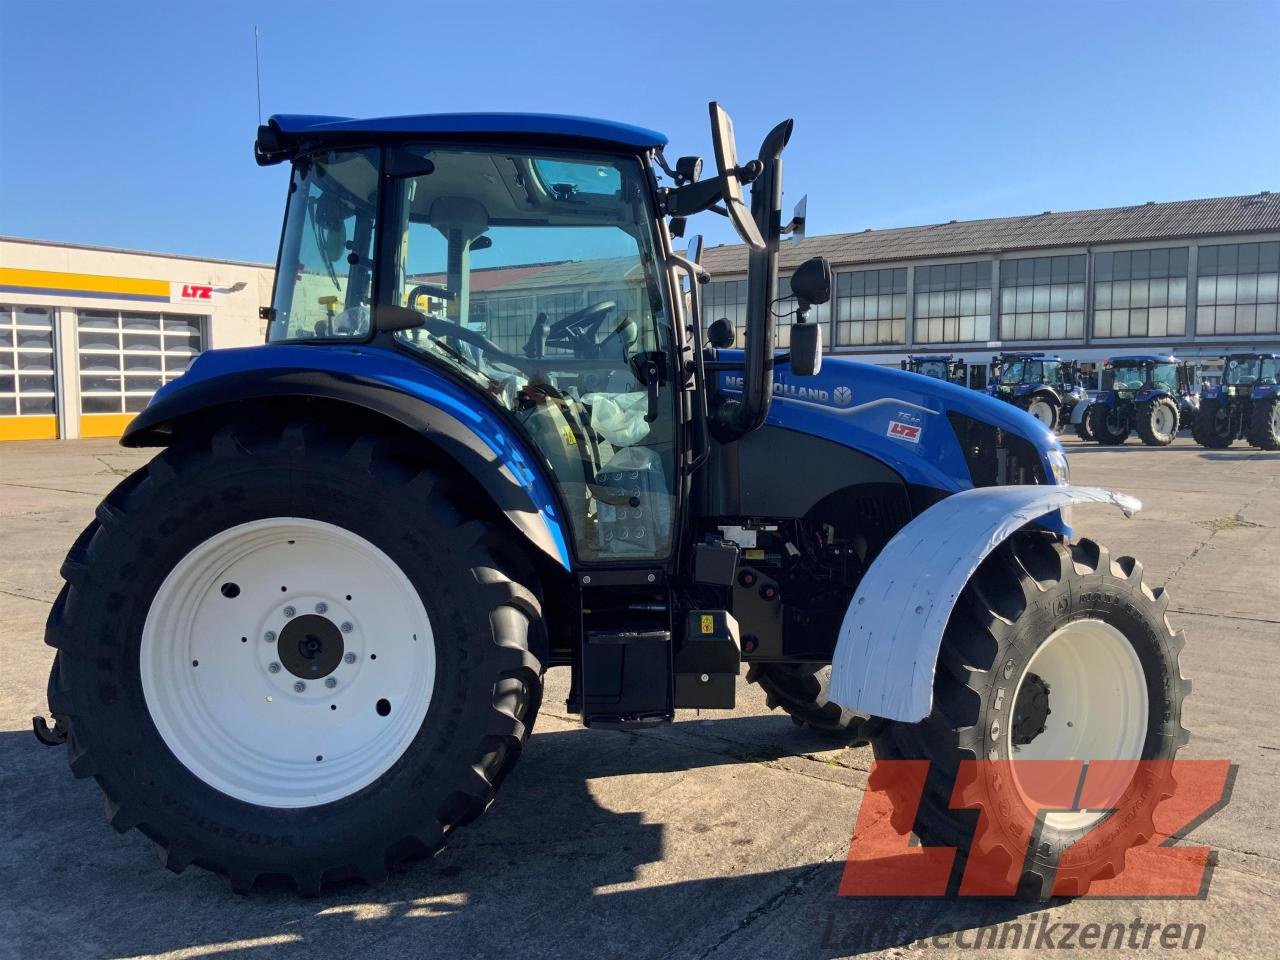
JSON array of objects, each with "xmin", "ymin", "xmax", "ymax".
[
  {"xmin": 1245, "ymin": 395, "xmax": 1280, "ymax": 450},
  {"xmin": 46, "ymin": 419, "xmax": 544, "ymax": 894},
  {"xmin": 870, "ymin": 534, "xmax": 1190, "ymax": 899},
  {"xmin": 1020, "ymin": 395, "xmax": 1060, "ymax": 431},
  {"xmin": 1136, "ymin": 396, "xmax": 1179, "ymax": 446},
  {"xmin": 1086, "ymin": 403, "xmax": 1129, "ymax": 445},
  {"xmin": 748, "ymin": 662, "xmax": 869, "ymax": 739},
  {"xmin": 1192, "ymin": 398, "xmax": 1235, "ymax": 448}
]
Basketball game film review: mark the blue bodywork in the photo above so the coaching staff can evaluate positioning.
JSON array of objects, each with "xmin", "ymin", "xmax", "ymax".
[
  {"xmin": 716, "ymin": 352, "xmax": 1069, "ymax": 531},
  {"xmin": 266, "ymin": 113, "xmax": 668, "ymax": 151},
  {"xmin": 1092, "ymin": 355, "xmax": 1196, "ymax": 409},
  {"xmin": 133, "ymin": 344, "xmax": 573, "ymax": 569}
]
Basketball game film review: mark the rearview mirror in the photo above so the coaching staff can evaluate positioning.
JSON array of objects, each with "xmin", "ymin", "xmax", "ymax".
[
  {"xmin": 786, "ymin": 195, "xmax": 807, "ymax": 247},
  {"xmin": 709, "ymin": 102, "xmax": 765, "ymax": 250},
  {"xmin": 789, "ymin": 256, "xmax": 831, "ymax": 308},
  {"xmin": 707, "ymin": 317, "xmax": 735, "ymax": 348},
  {"xmin": 688, "ymin": 234, "xmax": 704, "ymax": 265},
  {"xmin": 790, "ymin": 320, "xmax": 823, "ymax": 376}
]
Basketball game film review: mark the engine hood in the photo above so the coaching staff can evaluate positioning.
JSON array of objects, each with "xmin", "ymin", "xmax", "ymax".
[{"xmin": 716, "ymin": 352, "xmax": 1064, "ymax": 493}]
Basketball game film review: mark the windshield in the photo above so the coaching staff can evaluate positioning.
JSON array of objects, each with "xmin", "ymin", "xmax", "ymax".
[
  {"xmin": 1111, "ymin": 362, "xmax": 1149, "ymax": 391},
  {"xmin": 1261, "ymin": 359, "xmax": 1280, "ymax": 384},
  {"xmin": 1000, "ymin": 360, "xmax": 1034, "ymax": 384},
  {"xmin": 915, "ymin": 360, "xmax": 948, "ymax": 379},
  {"xmin": 1224, "ymin": 358, "xmax": 1263, "ymax": 385}
]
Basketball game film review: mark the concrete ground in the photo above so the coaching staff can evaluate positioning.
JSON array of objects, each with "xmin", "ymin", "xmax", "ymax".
[{"xmin": 1, "ymin": 436, "xmax": 1277, "ymax": 960}]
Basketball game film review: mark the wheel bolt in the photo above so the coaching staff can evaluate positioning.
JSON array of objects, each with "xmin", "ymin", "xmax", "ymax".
[
  {"xmin": 340, "ymin": 621, "xmax": 353, "ymax": 634},
  {"xmin": 325, "ymin": 677, "xmax": 337, "ymax": 689},
  {"xmin": 343, "ymin": 652, "xmax": 357, "ymax": 664},
  {"xmin": 263, "ymin": 630, "xmax": 276, "ymax": 643},
  {"xmin": 283, "ymin": 605, "xmax": 296, "ymax": 618},
  {"xmin": 294, "ymin": 681, "xmax": 306, "ymax": 693},
  {"xmin": 268, "ymin": 662, "xmax": 281, "ymax": 673},
  {"xmin": 315, "ymin": 602, "xmax": 328, "ymax": 614}
]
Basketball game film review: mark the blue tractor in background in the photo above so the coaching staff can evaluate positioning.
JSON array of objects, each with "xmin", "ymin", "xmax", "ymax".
[
  {"xmin": 1082, "ymin": 355, "xmax": 1199, "ymax": 446},
  {"xmin": 986, "ymin": 351, "xmax": 1086, "ymax": 431},
  {"xmin": 36, "ymin": 103, "xmax": 1188, "ymax": 899},
  {"xmin": 1192, "ymin": 353, "xmax": 1280, "ymax": 449},
  {"xmin": 901, "ymin": 354, "xmax": 967, "ymax": 386}
]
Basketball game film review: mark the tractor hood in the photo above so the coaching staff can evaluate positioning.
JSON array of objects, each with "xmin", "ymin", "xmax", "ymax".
[{"xmin": 716, "ymin": 352, "xmax": 1065, "ymax": 494}]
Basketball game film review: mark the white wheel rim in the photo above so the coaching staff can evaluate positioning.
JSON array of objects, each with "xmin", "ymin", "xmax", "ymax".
[
  {"xmin": 141, "ymin": 518, "xmax": 435, "ymax": 808},
  {"xmin": 1029, "ymin": 400, "xmax": 1055, "ymax": 426},
  {"xmin": 1006, "ymin": 619, "xmax": 1149, "ymax": 831},
  {"xmin": 1153, "ymin": 405, "xmax": 1175, "ymax": 437},
  {"xmin": 1272, "ymin": 405, "xmax": 1280, "ymax": 432}
]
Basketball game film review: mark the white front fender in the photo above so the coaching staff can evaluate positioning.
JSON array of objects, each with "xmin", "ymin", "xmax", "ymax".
[{"xmin": 827, "ymin": 485, "xmax": 1141, "ymax": 722}]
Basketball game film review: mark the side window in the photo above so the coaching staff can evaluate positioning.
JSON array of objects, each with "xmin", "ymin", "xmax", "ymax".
[{"xmin": 269, "ymin": 148, "xmax": 379, "ymax": 342}]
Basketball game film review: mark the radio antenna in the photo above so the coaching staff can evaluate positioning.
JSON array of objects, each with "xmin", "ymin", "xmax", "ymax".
[{"xmin": 253, "ymin": 25, "xmax": 263, "ymax": 124}]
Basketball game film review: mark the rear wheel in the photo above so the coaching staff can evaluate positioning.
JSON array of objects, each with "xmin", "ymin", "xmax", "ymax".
[
  {"xmin": 1192, "ymin": 398, "xmax": 1235, "ymax": 448},
  {"xmin": 1086, "ymin": 403, "xmax": 1129, "ymax": 445},
  {"xmin": 748, "ymin": 662, "xmax": 869, "ymax": 739},
  {"xmin": 1245, "ymin": 396, "xmax": 1280, "ymax": 450},
  {"xmin": 870, "ymin": 534, "xmax": 1189, "ymax": 899},
  {"xmin": 1020, "ymin": 395, "xmax": 1060, "ymax": 430},
  {"xmin": 45, "ymin": 418, "xmax": 544, "ymax": 894},
  {"xmin": 1136, "ymin": 397, "xmax": 1178, "ymax": 446},
  {"xmin": 1074, "ymin": 411, "xmax": 1095, "ymax": 442}
]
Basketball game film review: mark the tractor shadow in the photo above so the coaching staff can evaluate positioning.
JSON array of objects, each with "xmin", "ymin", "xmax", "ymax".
[{"xmin": 2, "ymin": 717, "xmax": 1046, "ymax": 960}]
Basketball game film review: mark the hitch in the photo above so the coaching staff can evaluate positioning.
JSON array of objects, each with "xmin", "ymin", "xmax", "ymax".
[{"xmin": 32, "ymin": 714, "xmax": 68, "ymax": 747}]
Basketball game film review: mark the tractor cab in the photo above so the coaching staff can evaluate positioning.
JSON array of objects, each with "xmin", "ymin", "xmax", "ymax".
[
  {"xmin": 1083, "ymin": 355, "xmax": 1196, "ymax": 446},
  {"xmin": 1193, "ymin": 353, "xmax": 1280, "ymax": 450},
  {"xmin": 901, "ymin": 354, "xmax": 967, "ymax": 385},
  {"xmin": 1220, "ymin": 353, "xmax": 1280, "ymax": 393},
  {"xmin": 986, "ymin": 352, "xmax": 1083, "ymax": 429}
]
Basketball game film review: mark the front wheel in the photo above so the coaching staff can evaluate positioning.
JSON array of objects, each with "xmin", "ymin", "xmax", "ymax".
[
  {"xmin": 1136, "ymin": 397, "xmax": 1179, "ymax": 446},
  {"xmin": 46, "ymin": 419, "xmax": 544, "ymax": 894},
  {"xmin": 1245, "ymin": 395, "xmax": 1280, "ymax": 450},
  {"xmin": 1191, "ymin": 398, "xmax": 1235, "ymax": 449},
  {"xmin": 1020, "ymin": 395, "xmax": 1060, "ymax": 430},
  {"xmin": 870, "ymin": 534, "xmax": 1190, "ymax": 899},
  {"xmin": 1086, "ymin": 403, "xmax": 1129, "ymax": 445}
]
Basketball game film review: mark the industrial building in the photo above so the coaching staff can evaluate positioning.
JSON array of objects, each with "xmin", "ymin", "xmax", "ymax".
[
  {"xmin": 4, "ymin": 190, "xmax": 1279, "ymax": 442},
  {"xmin": 699, "ymin": 191, "xmax": 1280, "ymax": 389},
  {"xmin": 0, "ymin": 237, "xmax": 271, "ymax": 441}
]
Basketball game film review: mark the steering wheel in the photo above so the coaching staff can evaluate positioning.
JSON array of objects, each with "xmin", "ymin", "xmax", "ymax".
[{"xmin": 545, "ymin": 301, "xmax": 617, "ymax": 355}]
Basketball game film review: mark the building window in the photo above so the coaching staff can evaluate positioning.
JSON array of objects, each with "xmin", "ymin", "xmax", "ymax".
[
  {"xmin": 77, "ymin": 310, "xmax": 205, "ymax": 414},
  {"xmin": 0, "ymin": 304, "xmax": 57, "ymax": 417},
  {"xmin": 999, "ymin": 254, "xmax": 1085, "ymax": 341},
  {"xmin": 913, "ymin": 261, "xmax": 992, "ymax": 344},
  {"xmin": 1093, "ymin": 248, "xmax": 1188, "ymax": 339},
  {"xmin": 1196, "ymin": 241, "xmax": 1280, "ymax": 336},
  {"xmin": 702, "ymin": 279, "xmax": 749, "ymax": 340},
  {"xmin": 470, "ymin": 295, "xmax": 534, "ymax": 355},
  {"xmin": 833, "ymin": 267, "xmax": 906, "ymax": 346}
]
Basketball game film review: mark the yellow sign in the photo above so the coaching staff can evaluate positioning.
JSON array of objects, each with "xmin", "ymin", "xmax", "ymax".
[{"xmin": 700, "ymin": 614, "xmax": 715, "ymax": 635}]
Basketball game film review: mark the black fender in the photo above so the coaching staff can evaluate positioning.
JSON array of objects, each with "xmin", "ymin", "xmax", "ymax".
[{"xmin": 123, "ymin": 367, "xmax": 573, "ymax": 570}]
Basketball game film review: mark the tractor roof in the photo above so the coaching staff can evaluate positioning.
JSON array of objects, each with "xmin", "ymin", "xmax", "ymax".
[
  {"xmin": 1225, "ymin": 352, "xmax": 1280, "ymax": 360},
  {"xmin": 908, "ymin": 354, "xmax": 956, "ymax": 362},
  {"xmin": 256, "ymin": 113, "xmax": 668, "ymax": 164},
  {"xmin": 1108, "ymin": 354, "xmax": 1179, "ymax": 364},
  {"xmin": 997, "ymin": 352, "xmax": 1061, "ymax": 361}
]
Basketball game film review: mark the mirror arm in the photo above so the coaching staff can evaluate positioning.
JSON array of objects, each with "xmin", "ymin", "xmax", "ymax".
[{"xmin": 664, "ymin": 178, "xmax": 726, "ymax": 218}]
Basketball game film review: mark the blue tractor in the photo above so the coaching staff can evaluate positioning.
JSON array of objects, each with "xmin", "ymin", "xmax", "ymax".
[
  {"xmin": 901, "ymin": 354, "xmax": 967, "ymax": 385},
  {"xmin": 986, "ymin": 351, "xmax": 1086, "ymax": 431},
  {"xmin": 1192, "ymin": 353, "xmax": 1280, "ymax": 449},
  {"xmin": 1082, "ymin": 355, "xmax": 1199, "ymax": 446},
  {"xmin": 36, "ymin": 104, "xmax": 1188, "ymax": 898}
]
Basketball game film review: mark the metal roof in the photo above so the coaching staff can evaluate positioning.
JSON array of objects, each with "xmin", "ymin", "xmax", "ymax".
[
  {"xmin": 1106, "ymin": 355, "xmax": 1180, "ymax": 363},
  {"xmin": 700, "ymin": 192, "xmax": 1280, "ymax": 275},
  {"xmin": 267, "ymin": 113, "xmax": 667, "ymax": 150}
]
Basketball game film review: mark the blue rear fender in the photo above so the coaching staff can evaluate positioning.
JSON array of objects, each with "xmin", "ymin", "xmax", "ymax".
[{"xmin": 124, "ymin": 344, "xmax": 572, "ymax": 570}]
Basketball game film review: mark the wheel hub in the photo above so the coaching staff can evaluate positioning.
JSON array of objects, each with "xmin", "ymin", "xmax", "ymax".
[
  {"xmin": 1011, "ymin": 672, "xmax": 1051, "ymax": 745},
  {"xmin": 278, "ymin": 614, "xmax": 344, "ymax": 680}
]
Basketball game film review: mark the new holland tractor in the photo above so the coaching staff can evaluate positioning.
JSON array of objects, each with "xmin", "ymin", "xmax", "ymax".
[
  {"xmin": 1083, "ymin": 355, "xmax": 1199, "ymax": 446},
  {"xmin": 901, "ymin": 354, "xmax": 967, "ymax": 385},
  {"xmin": 1192, "ymin": 353, "xmax": 1280, "ymax": 449},
  {"xmin": 986, "ymin": 351, "xmax": 1086, "ymax": 431},
  {"xmin": 35, "ymin": 104, "xmax": 1189, "ymax": 899}
]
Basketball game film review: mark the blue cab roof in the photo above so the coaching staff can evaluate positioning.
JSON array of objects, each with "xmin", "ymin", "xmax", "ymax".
[
  {"xmin": 268, "ymin": 113, "xmax": 668, "ymax": 151},
  {"xmin": 1108, "ymin": 355, "xmax": 1179, "ymax": 364}
]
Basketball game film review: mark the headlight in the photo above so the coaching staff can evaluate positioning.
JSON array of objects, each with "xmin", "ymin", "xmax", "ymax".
[{"xmin": 1047, "ymin": 449, "xmax": 1070, "ymax": 485}]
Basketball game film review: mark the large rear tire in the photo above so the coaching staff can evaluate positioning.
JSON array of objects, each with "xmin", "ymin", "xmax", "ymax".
[
  {"xmin": 870, "ymin": 534, "xmax": 1190, "ymax": 899},
  {"xmin": 1245, "ymin": 395, "xmax": 1280, "ymax": 450},
  {"xmin": 45, "ymin": 418, "xmax": 544, "ymax": 894},
  {"xmin": 1019, "ymin": 395, "xmax": 1060, "ymax": 431},
  {"xmin": 1085, "ymin": 403, "xmax": 1129, "ymax": 445},
  {"xmin": 1135, "ymin": 396, "xmax": 1179, "ymax": 446},
  {"xmin": 748, "ymin": 662, "xmax": 869, "ymax": 739},
  {"xmin": 1192, "ymin": 398, "xmax": 1235, "ymax": 449}
]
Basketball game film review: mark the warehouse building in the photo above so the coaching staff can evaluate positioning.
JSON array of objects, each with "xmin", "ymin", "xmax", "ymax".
[
  {"xmin": 0, "ymin": 237, "xmax": 271, "ymax": 441},
  {"xmin": 699, "ymin": 192, "xmax": 1280, "ymax": 389}
]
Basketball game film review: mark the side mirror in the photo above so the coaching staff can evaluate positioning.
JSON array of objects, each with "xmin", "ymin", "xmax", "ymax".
[
  {"xmin": 785, "ymin": 195, "xmax": 807, "ymax": 247},
  {"xmin": 707, "ymin": 317, "xmax": 735, "ymax": 348},
  {"xmin": 789, "ymin": 256, "xmax": 831, "ymax": 309},
  {"xmin": 709, "ymin": 102, "xmax": 765, "ymax": 250},
  {"xmin": 790, "ymin": 321, "xmax": 823, "ymax": 376},
  {"xmin": 688, "ymin": 234, "xmax": 704, "ymax": 266}
]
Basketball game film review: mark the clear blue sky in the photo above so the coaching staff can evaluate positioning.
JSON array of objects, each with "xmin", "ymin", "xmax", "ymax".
[{"xmin": 2, "ymin": 0, "xmax": 1278, "ymax": 265}]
